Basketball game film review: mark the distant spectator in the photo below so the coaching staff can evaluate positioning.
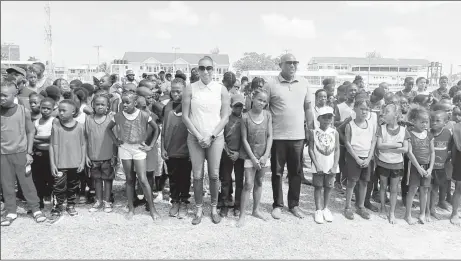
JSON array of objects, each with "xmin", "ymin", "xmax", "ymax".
[
  {"xmin": 174, "ymin": 72, "xmax": 187, "ymax": 82},
  {"xmin": 395, "ymin": 77, "xmax": 417, "ymax": 103},
  {"xmin": 166, "ymin": 73, "xmax": 172, "ymax": 82},
  {"xmin": 142, "ymin": 73, "xmax": 148, "ymax": 79},
  {"xmin": 222, "ymin": 72, "xmax": 237, "ymax": 92},
  {"xmin": 416, "ymin": 77, "xmax": 428, "ymax": 95},
  {"xmin": 431, "ymin": 76, "xmax": 449, "ymax": 102},
  {"xmin": 378, "ymin": 82, "xmax": 389, "ymax": 94},
  {"xmin": 32, "ymin": 62, "xmax": 54, "ymax": 90},
  {"xmin": 53, "ymin": 78, "xmax": 70, "ymax": 93},
  {"xmin": 69, "ymin": 79, "xmax": 83, "ymax": 90},
  {"xmin": 190, "ymin": 68, "xmax": 200, "ymax": 84},
  {"xmin": 449, "ymin": 81, "xmax": 461, "ymax": 98},
  {"xmin": 353, "ymin": 75, "xmax": 365, "ymax": 90},
  {"xmin": 125, "ymin": 69, "xmax": 138, "ymax": 86}
]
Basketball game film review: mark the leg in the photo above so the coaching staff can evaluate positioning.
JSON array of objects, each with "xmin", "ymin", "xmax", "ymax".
[
  {"xmin": 401, "ymin": 156, "xmax": 409, "ymax": 200},
  {"xmin": 418, "ymin": 186, "xmax": 429, "ymax": 224},
  {"xmin": 450, "ymin": 181, "xmax": 461, "ymax": 225},
  {"xmin": 357, "ymin": 180, "xmax": 368, "ymax": 209},
  {"xmin": 65, "ymin": 168, "xmax": 80, "ymax": 207},
  {"xmin": 206, "ymin": 135, "xmax": 225, "ymax": 218},
  {"xmin": 103, "ymin": 180, "xmax": 113, "ymax": 203},
  {"xmin": 252, "ymin": 167, "xmax": 267, "ymax": 221},
  {"xmin": 314, "ymin": 186, "xmax": 322, "ymax": 211},
  {"xmin": 430, "ymin": 183, "xmax": 441, "ymax": 220},
  {"xmin": 405, "ymin": 186, "xmax": 418, "ymax": 225},
  {"xmin": 233, "ymin": 159, "xmax": 244, "ymax": 215},
  {"xmin": 271, "ymin": 140, "xmax": 286, "ymax": 211},
  {"xmin": 94, "ymin": 178, "xmax": 103, "ymax": 203},
  {"xmin": 178, "ymin": 158, "xmax": 192, "ymax": 203},
  {"xmin": 389, "ymin": 176, "xmax": 399, "ymax": 224},
  {"xmin": 121, "ymin": 159, "xmax": 135, "ymax": 217},
  {"xmin": 379, "ymin": 175, "xmax": 388, "ymax": 219},
  {"xmin": 166, "ymin": 159, "xmax": 180, "ymax": 204},
  {"xmin": 237, "ymin": 167, "xmax": 255, "ymax": 227},
  {"xmin": 134, "ymin": 159, "xmax": 159, "ymax": 221},
  {"xmin": 218, "ymin": 151, "xmax": 234, "ymax": 215},
  {"xmin": 345, "ymin": 178, "xmax": 357, "ymax": 219},
  {"xmin": 1, "ymin": 154, "xmax": 18, "ymax": 215},
  {"xmin": 187, "ymin": 134, "xmax": 206, "ymax": 222},
  {"xmin": 13, "ymin": 153, "xmax": 40, "ymax": 214},
  {"xmin": 286, "ymin": 140, "xmax": 304, "ymax": 211}
]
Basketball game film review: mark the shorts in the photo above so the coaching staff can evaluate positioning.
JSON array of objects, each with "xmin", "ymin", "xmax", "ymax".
[
  {"xmin": 90, "ymin": 160, "xmax": 114, "ymax": 180},
  {"xmin": 431, "ymin": 169, "xmax": 446, "ymax": 186},
  {"xmin": 454, "ymin": 150, "xmax": 461, "ymax": 182},
  {"xmin": 118, "ymin": 143, "xmax": 147, "ymax": 161},
  {"xmin": 375, "ymin": 165, "xmax": 403, "ymax": 179},
  {"xmin": 244, "ymin": 159, "xmax": 270, "ymax": 168},
  {"xmin": 313, "ymin": 173, "xmax": 335, "ymax": 188},
  {"xmin": 409, "ymin": 163, "xmax": 431, "ymax": 188},
  {"xmin": 345, "ymin": 152, "xmax": 371, "ymax": 182}
]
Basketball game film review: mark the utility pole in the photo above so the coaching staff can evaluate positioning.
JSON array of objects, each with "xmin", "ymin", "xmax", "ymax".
[
  {"xmin": 94, "ymin": 45, "xmax": 102, "ymax": 72},
  {"xmin": 172, "ymin": 46, "xmax": 180, "ymax": 72},
  {"xmin": 44, "ymin": 1, "xmax": 54, "ymax": 79}
]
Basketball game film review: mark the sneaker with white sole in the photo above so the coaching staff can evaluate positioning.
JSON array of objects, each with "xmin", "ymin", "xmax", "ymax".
[
  {"xmin": 314, "ymin": 210, "xmax": 324, "ymax": 224},
  {"xmin": 154, "ymin": 192, "xmax": 163, "ymax": 203},
  {"xmin": 103, "ymin": 201, "xmax": 113, "ymax": 213},
  {"xmin": 89, "ymin": 200, "xmax": 103, "ymax": 212},
  {"xmin": 323, "ymin": 208, "xmax": 333, "ymax": 222}
]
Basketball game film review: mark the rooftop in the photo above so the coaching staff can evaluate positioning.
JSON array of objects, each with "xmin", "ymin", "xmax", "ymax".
[
  {"xmin": 309, "ymin": 57, "xmax": 430, "ymax": 66},
  {"xmin": 122, "ymin": 52, "xmax": 230, "ymax": 65}
]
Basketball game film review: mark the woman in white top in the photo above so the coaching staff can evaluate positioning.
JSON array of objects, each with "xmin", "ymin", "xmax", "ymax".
[{"xmin": 182, "ymin": 56, "xmax": 230, "ymax": 225}]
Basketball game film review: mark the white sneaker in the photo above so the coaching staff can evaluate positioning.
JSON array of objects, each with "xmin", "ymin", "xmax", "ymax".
[
  {"xmin": 154, "ymin": 192, "xmax": 163, "ymax": 203},
  {"xmin": 314, "ymin": 210, "xmax": 324, "ymax": 224},
  {"xmin": 323, "ymin": 208, "xmax": 333, "ymax": 222}
]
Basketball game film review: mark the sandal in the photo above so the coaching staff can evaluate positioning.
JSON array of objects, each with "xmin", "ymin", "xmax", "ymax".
[
  {"xmin": 33, "ymin": 211, "xmax": 47, "ymax": 223},
  {"xmin": 1, "ymin": 215, "xmax": 17, "ymax": 226}
]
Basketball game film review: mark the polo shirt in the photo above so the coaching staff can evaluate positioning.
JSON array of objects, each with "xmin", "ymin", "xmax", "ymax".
[{"xmin": 265, "ymin": 73, "xmax": 311, "ymax": 140}]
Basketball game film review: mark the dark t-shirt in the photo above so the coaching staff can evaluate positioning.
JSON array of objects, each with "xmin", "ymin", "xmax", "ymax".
[
  {"xmin": 224, "ymin": 114, "xmax": 242, "ymax": 152},
  {"xmin": 406, "ymin": 129, "xmax": 434, "ymax": 165},
  {"xmin": 433, "ymin": 128, "xmax": 452, "ymax": 169}
]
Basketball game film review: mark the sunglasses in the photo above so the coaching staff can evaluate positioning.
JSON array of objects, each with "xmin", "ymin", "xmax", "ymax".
[
  {"xmin": 198, "ymin": 66, "xmax": 214, "ymax": 71},
  {"xmin": 284, "ymin": 61, "xmax": 299, "ymax": 66}
]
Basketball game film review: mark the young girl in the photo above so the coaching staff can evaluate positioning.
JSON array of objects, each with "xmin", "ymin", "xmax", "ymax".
[
  {"xmin": 309, "ymin": 106, "xmax": 339, "ymax": 224},
  {"xmin": 107, "ymin": 91, "xmax": 160, "ymax": 220},
  {"xmin": 375, "ymin": 104, "xmax": 408, "ymax": 224},
  {"xmin": 29, "ymin": 93, "xmax": 42, "ymax": 122},
  {"xmin": 450, "ymin": 122, "xmax": 461, "ymax": 226},
  {"xmin": 237, "ymin": 89, "xmax": 272, "ymax": 227},
  {"xmin": 344, "ymin": 99, "xmax": 377, "ymax": 220},
  {"xmin": 404, "ymin": 105, "xmax": 435, "ymax": 225},
  {"xmin": 31, "ymin": 98, "xmax": 56, "ymax": 209},
  {"xmin": 49, "ymin": 100, "xmax": 86, "ymax": 220},
  {"xmin": 313, "ymin": 89, "xmax": 329, "ymax": 128},
  {"xmin": 85, "ymin": 94, "xmax": 116, "ymax": 213}
]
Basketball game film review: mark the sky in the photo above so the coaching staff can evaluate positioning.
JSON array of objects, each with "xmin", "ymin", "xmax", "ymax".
[{"xmin": 2, "ymin": 1, "xmax": 461, "ymax": 72}]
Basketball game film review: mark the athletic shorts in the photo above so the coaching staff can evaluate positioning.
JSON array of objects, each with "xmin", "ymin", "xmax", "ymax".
[
  {"xmin": 313, "ymin": 173, "xmax": 335, "ymax": 188},
  {"xmin": 375, "ymin": 165, "xmax": 403, "ymax": 179},
  {"xmin": 118, "ymin": 143, "xmax": 146, "ymax": 161},
  {"xmin": 409, "ymin": 163, "xmax": 431, "ymax": 188},
  {"xmin": 244, "ymin": 159, "xmax": 270, "ymax": 169},
  {"xmin": 345, "ymin": 152, "xmax": 371, "ymax": 182},
  {"xmin": 90, "ymin": 159, "xmax": 114, "ymax": 180}
]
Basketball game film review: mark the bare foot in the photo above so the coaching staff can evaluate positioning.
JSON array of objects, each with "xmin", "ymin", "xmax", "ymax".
[
  {"xmin": 150, "ymin": 210, "xmax": 161, "ymax": 221},
  {"xmin": 450, "ymin": 215, "xmax": 460, "ymax": 226},
  {"xmin": 389, "ymin": 214, "xmax": 397, "ymax": 224},
  {"xmin": 379, "ymin": 206, "xmax": 387, "ymax": 220},
  {"xmin": 430, "ymin": 209, "xmax": 441, "ymax": 220},
  {"xmin": 236, "ymin": 216, "xmax": 246, "ymax": 228},
  {"xmin": 405, "ymin": 216, "xmax": 417, "ymax": 225},
  {"xmin": 252, "ymin": 211, "xmax": 268, "ymax": 221},
  {"xmin": 425, "ymin": 214, "xmax": 432, "ymax": 223},
  {"xmin": 418, "ymin": 214, "xmax": 426, "ymax": 224},
  {"xmin": 126, "ymin": 211, "xmax": 134, "ymax": 220}
]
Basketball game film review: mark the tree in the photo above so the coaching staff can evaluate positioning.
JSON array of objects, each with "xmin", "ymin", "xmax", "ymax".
[
  {"xmin": 27, "ymin": 56, "xmax": 38, "ymax": 61},
  {"xmin": 233, "ymin": 52, "xmax": 281, "ymax": 71},
  {"xmin": 365, "ymin": 50, "xmax": 382, "ymax": 59},
  {"xmin": 98, "ymin": 62, "xmax": 110, "ymax": 74},
  {"xmin": 1, "ymin": 52, "xmax": 7, "ymax": 60}
]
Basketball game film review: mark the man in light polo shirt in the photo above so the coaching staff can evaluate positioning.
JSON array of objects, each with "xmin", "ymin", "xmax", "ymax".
[
  {"xmin": 125, "ymin": 69, "xmax": 138, "ymax": 86},
  {"xmin": 265, "ymin": 54, "xmax": 313, "ymax": 219}
]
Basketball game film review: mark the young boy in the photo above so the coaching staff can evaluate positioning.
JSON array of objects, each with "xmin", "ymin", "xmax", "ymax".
[
  {"xmin": 309, "ymin": 106, "xmax": 339, "ymax": 224},
  {"xmin": 0, "ymin": 81, "xmax": 46, "ymax": 226},
  {"xmin": 428, "ymin": 110, "xmax": 452, "ymax": 219},
  {"xmin": 49, "ymin": 100, "xmax": 86, "ymax": 221},
  {"xmin": 218, "ymin": 94, "xmax": 245, "ymax": 217},
  {"xmin": 450, "ymin": 122, "xmax": 461, "ymax": 226}
]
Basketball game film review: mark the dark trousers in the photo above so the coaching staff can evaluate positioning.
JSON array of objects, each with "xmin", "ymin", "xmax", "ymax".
[
  {"xmin": 53, "ymin": 168, "xmax": 79, "ymax": 206},
  {"xmin": 1, "ymin": 153, "xmax": 40, "ymax": 214},
  {"xmin": 218, "ymin": 151, "xmax": 244, "ymax": 209},
  {"xmin": 79, "ymin": 166, "xmax": 94, "ymax": 196},
  {"xmin": 401, "ymin": 155, "xmax": 410, "ymax": 198},
  {"xmin": 31, "ymin": 150, "xmax": 54, "ymax": 203},
  {"xmin": 166, "ymin": 158, "xmax": 192, "ymax": 203},
  {"xmin": 271, "ymin": 140, "xmax": 304, "ymax": 209}
]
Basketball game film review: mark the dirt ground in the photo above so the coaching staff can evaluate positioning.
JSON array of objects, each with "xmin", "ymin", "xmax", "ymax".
[{"xmin": 1, "ymin": 165, "xmax": 459, "ymax": 260}]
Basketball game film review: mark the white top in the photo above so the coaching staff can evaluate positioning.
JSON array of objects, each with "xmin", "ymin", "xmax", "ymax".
[
  {"xmin": 337, "ymin": 102, "xmax": 355, "ymax": 121},
  {"xmin": 75, "ymin": 112, "xmax": 86, "ymax": 124},
  {"xmin": 34, "ymin": 116, "xmax": 55, "ymax": 150},
  {"xmin": 189, "ymin": 80, "xmax": 223, "ymax": 137},
  {"xmin": 311, "ymin": 127, "xmax": 339, "ymax": 173},
  {"xmin": 377, "ymin": 124, "xmax": 406, "ymax": 164},
  {"xmin": 349, "ymin": 119, "xmax": 376, "ymax": 158}
]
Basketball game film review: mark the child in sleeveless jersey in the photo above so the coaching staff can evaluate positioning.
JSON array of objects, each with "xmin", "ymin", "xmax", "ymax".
[
  {"xmin": 404, "ymin": 105, "xmax": 435, "ymax": 225},
  {"xmin": 0, "ymin": 82, "xmax": 46, "ymax": 226},
  {"xmin": 161, "ymin": 79, "xmax": 192, "ymax": 218},
  {"xmin": 107, "ymin": 91, "xmax": 160, "ymax": 221},
  {"xmin": 49, "ymin": 99, "xmax": 86, "ymax": 220},
  {"xmin": 344, "ymin": 99, "xmax": 377, "ymax": 221},
  {"xmin": 309, "ymin": 106, "xmax": 339, "ymax": 224},
  {"xmin": 86, "ymin": 93, "xmax": 117, "ymax": 213},
  {"xmin": 237, "ymin": 89, "xmax": 273, "ymax": 227},
  {"xmin": 450, "ymin": 122, "xmax": 461, "ymax": 226},
  {"xmin": 375, "ymin": 104, "xmax": 408, "ymax": 224},
  {"xmin": 31, "ymin": 97, "xmax": 56, "ymax": 209}
]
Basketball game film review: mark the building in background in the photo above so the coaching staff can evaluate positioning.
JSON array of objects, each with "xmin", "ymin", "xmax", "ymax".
[
  {"xmin": 308, "ymin": 57, "xmax": 432, "ymax": 92},
  {"xmin": 117, "ymin": 52, "xmax": 230, "ymax": 82},
  {"xmin": 1, "ymin": 44, "xmax": 20, "ymax": 61}
]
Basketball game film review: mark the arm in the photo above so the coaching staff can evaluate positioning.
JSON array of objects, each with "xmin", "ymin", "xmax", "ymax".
[
  {"xmin": 364, "ymin": 132, "xmax": 378, "ymax": 166},
  {"xmin": 260, "ymin": 113, "xmax": 273, "ymax": 165},
  {"xmin": 383, "ymin": 140, "xmax": 408, "ymax": 154},
  {"xmin": 426, "ymin": 139, "xmax": 436, "ymax": 176},
  {"xmin": 49, "ymin": 125, "xmax": 58, "ymax": 176},
  {"xmin": 210, "ymin": 85, "xmax": 230, "ymax": 138},
  {"xmin": 331, "ymin": 131, "xmax": 340, "ymax": 172},
  {"xmin": 344, "ymin": 124, "xmax": 363, "ymax": 165},
  {"xmin": 106, "ymin": 119, "xmax": 121, "ymax": 146},
  {"xmin": 308, "ymin": 130, "xmax": 322, "ymax": 173},
  {"xmin": 181, "ymin": 84, "xmax": 203, "ymax": 140},
  {"xmin": 24, "ymin": 108, "xmax": 35, "ymax": 166},
  {"xmin": 241, "ymin": 116, "xmax": 260, "ymax": 169},
  {"xmin": 304, "ymin": 95, "xmax": 314, "ymax": 130},
  {"xmin": 406, "ymin": 142, "xmax": 426, "ymax": 176},
  {"xmin": 78, "ymin": 127, "xmax": 86, "ymax": 172},
  {"xmin": 377, "ymin": 136, "xmax": 403, "ymax": 150},
  {"xmin": 147, "ymin": 120, "xmax": 159, "ymax": 148}
]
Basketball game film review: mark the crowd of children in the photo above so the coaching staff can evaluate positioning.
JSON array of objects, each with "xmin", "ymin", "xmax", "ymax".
[{"xmin": 1, "ymin": 62, "xmax": 461, "ymax": 228}]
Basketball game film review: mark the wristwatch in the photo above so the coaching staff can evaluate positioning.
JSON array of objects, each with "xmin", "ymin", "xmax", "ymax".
[{"xmin": 211, "ymin": 135, "xmax": 216, "ymax": 141}]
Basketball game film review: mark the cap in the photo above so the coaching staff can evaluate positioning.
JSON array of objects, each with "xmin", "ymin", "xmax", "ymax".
[
  {"xmin": 317, "ymin": 106, "xmax": 334, "ymax": 117},
  {"xmin": 6, "ymin": 66, "xmax": 26, "ymax": 77},
  {"xmin": 126, "ymin": 69, "xmax": 135, "ymax": 76},
  {"xmin": 231, "ymin": 94, "xmax": 245, "ymax": 106}
]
